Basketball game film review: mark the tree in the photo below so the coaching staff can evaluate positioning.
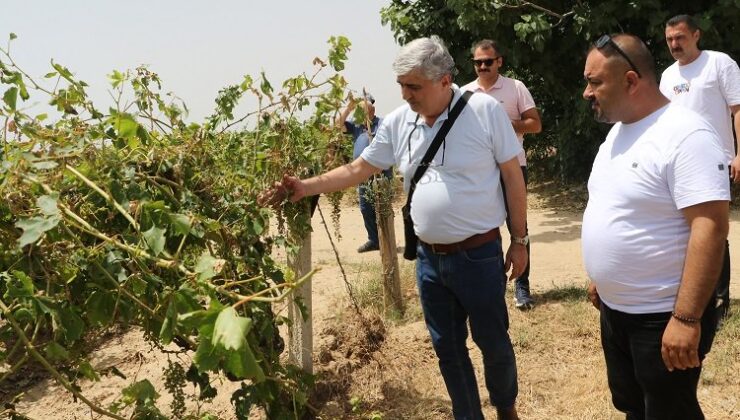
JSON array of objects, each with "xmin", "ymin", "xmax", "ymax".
[{"xmin": 381, "ymin": 0, "xmax": 740, "ymax": 181}]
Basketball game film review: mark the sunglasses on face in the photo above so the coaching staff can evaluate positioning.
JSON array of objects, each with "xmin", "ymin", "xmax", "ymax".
[
  {"xmin": 595, "ymin": 34, "xmax": 642, "ymax": 78},
  {"xmin": 472, "ymin": 57, "xmax": 501, "ymax": 67}
]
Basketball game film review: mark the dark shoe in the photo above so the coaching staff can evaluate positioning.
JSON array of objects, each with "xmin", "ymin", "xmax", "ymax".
[
  {"xmin": 357, "ymin": 241, "xmax": 380, "ymax": 253},
  {"xmin": 514, "ymin": 280, "xmax": 534, "ymax": 310},
  {"xmin": 496, "ymin": 406, "xmax": 520, "ymax": 420}
]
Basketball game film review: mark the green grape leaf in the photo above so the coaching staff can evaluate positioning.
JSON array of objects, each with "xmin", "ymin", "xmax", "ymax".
[
  {"xmin": 121, "ymin": 379, "xmax": 160, "ymax": 405},
  {"xmin": 168, "ymin": 213, "xmax": 192, "ymax": 235},
  {"xmin": 113, "ymin": 114, "xmax": 139, "ymax": 139},
  {"xmin": 3, "ymin": 86, "xmax": 18, "ymax": 111},
  {"xmin": 77, "ymin": 360, "xmax": 100, "ymax": 381},
  {"xmin": 85, "ymin": 290, "xmax": 115, "ymax": 326},
  {"xmin": 56, "ymin": 305, "xmax": 85, "ymax": 342},
  {"xmin": 37, "ymin": 194, "xmax": 60, "ymax": 216},
  {"xmin": 142, "ymin": 225, "xmax": 166, "ymax": 256},
  {"xmin": 16, "ymin": 214, "xmax": 60, "ymax": 248},
  {"xmin": 193, "ymin": 321, "xmax": 218, "ymax": 372},
  {"xmin": 159, "ymin": 295, "xmax": 178, "ymax": 344},
  {"xmin": 212, "ymin": 307, "xmax": 251, "ymax": 351},
  {"xmin": 45, "ymin": 341, "xmax": 70, "ymax": 362},
  {"xmin": 194, "ymin": 252, "xmax": 225, "ymax": 282},
  {"xmin": 225, "ymin": 344, "xmax": 265, "ymax": 381},
  {"xmin": 3, "ymin": 271, "xmax": 35, "ymax": 299}
]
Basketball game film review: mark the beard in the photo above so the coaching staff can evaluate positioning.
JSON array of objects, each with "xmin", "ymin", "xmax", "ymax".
[{"xmin": 590, "ymin": 98, "xmax": 611, "ymax": 123}]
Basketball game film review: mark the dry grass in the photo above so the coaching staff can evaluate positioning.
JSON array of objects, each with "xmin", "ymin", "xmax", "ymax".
[{"xmin": 313, "ymin": 263, "xmax": 740, "ymax": 419}]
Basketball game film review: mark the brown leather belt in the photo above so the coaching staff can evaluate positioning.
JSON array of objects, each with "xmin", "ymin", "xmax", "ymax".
[{"xmin": 420, "ymin": 228, "xmax": 501, "ymax": 255}]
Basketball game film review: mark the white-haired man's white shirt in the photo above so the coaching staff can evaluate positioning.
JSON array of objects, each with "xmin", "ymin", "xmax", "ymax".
[{"xmin": 361, "ymin": 85, "xmax": 521, "ymax": 244}]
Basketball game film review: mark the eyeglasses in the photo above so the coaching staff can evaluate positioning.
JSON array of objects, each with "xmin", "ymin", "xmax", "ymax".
[
  {"xmin": 595, "ymin": 34, "xmax": 641, "ymax": 78},
  {"xmin": 472, "ymin": 57, "xmax": 501, "ymax": 67}
]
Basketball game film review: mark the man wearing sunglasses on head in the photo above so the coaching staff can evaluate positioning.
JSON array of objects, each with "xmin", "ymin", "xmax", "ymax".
[
  {"xmin": 659, "ymin": 14, "xmax": 740, "ymax": 326},
  {"xmin": 463, "ymin": 40, "xmax": 542, "ymax": 311},
  {"xmin": 583, "ymin": 33, "xmax": 728, "ymax": 420}
]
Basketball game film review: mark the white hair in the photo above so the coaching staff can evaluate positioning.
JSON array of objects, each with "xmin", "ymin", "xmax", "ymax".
[{"xmin": 392, "ymin": 35, "xmax": 457, "ymax": 80}]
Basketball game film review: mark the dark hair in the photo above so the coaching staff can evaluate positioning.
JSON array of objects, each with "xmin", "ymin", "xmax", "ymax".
[
  {"xmin": 666, "ymin": 14, "xmax": 700, "ymax": 32},
  {"xmin": 471, "ymin": 39, "xmax": 501, "ymax": 56}
]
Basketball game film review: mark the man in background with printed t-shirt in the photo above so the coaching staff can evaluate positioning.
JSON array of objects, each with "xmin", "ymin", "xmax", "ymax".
[{"xmin": 659, "ymin": 14, "xmax": 740, "ymax": 324}]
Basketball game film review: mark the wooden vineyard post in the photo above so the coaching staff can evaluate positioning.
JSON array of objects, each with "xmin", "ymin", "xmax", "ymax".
[
  {"xmin": 287, "ymin": 232, "xmax": 313, "ymax": 374},
  {"xmin": 374, "ymin": 177, "xmax": 404, "ymax": 316}
]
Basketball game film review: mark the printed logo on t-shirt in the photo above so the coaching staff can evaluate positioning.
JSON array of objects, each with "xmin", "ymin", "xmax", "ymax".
[
  {"xmin": 672, "ymin": 82, "xmax": 690, "ymax": 95},
  {"xmin": 718, "ymin": 163, "xmax": 725, "ymax": 171}
]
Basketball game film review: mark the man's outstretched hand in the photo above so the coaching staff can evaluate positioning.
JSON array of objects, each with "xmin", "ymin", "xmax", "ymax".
[{"xmin": 257, "ymin": 175, "xmax": 306, "ymax": 207}]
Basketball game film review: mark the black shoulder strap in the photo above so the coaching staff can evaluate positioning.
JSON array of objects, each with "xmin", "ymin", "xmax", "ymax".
[{"xmin": 406, "ymin": 90, "xmax": 473, "ymax": 202}]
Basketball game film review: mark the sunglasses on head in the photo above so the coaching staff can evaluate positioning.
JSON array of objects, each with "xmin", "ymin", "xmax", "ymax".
[
  {"xmin": 595, "ymin": 34, "xmax": 641, "ymax": 78},
  {"xmin": 472, "ymin": 57, "xmax": 501, "ymax": 67}
]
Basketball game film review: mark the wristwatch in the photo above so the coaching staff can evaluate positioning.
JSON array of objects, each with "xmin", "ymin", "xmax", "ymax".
[{"xmin": 511, "ymin": 235, "xmax": 529, "ymax": 246}]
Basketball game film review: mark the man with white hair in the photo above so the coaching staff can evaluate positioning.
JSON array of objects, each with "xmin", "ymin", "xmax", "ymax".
[{"xmin": 261, "ymin": 35, "xmax": 527, "ymax": 420}]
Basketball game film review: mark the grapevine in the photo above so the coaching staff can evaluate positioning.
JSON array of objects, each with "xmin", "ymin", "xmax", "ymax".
[{"xmin": 0, "ymin": 32, "xmax": 353, "ymax": 418}]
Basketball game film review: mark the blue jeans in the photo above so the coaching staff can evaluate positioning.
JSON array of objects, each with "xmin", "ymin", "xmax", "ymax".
[
  {"xmin": 358, "ymin": 184, "xmax": 379, "ymax": 245},
  {"xmin": 416, "ymin": 238, "xmax": 518, "ymax": 419}
]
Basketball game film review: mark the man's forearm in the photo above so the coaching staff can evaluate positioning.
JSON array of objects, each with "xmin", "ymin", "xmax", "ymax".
[
  {"xmin": 499, "ymin": 159, "xmax": 527, "ymax": 237},
  {"xmin": 512, "ymin": 117, "xmax": 541, "ymax": 135},
  {"xmin": 675, "ymin": 203, "xmax": 729, "ymax": 318},
  {"xmin": 512, "ymin": 108, "xmax": 542, "ymax": 135},
  {"xmin": 303, "ymin": 157, "xmax": 379, "ymax": 197},
  {"xmin": 335, "ymin": 106, "xmax": 353, "ymax": 130}
]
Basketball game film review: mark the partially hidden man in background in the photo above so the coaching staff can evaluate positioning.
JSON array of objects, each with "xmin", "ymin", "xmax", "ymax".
[
  {"xmin": 261, "ymin": 35, "xmax": 528, "ymax": 420},
  {"xmin": 582, "ymin": 33, "xmax": 729, "ymax": 419},
  {"xmin": 659, "ymin": 14, "xmax": 740, "ymax": 325},
  {"xmin": 335, "ymin": 93, "xmax": 393, "ymax": 253},
  {"xmin": 463, "ymin": 39, "xmax": 542, "ymax": 310}
]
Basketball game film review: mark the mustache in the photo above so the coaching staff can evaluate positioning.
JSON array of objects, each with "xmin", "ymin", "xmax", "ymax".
[{"xmin": 671, "ymin": 47, "xmax": 683, "ymax": 53}]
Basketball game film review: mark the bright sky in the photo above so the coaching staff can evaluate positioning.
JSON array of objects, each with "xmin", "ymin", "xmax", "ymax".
[{"xmin": 0, "ymin": 0, "xmax": 403, "ymax": 122}]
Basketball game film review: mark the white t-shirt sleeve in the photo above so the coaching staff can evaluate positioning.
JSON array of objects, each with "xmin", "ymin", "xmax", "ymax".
[
  {"xmin": 487, "ymin": 101, "xmax": 523, "ymax": 163},
  {"xmin": 667, "ymin": 129, "xmax": 731, "ymax": 209},
  {"xmin": 718, "ymin": 55, "xmax": 740, "ymax": 107},
  {"xmin": 360, "ymin": 119, "xmax": 395, "ymax": 170}
]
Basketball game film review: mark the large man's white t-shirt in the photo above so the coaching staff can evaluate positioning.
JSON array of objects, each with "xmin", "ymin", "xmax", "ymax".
[
  {"xmin": 582, "ymin": 104, "xmax": 730, "ymax": 314},
  {"xmin": 361, "ymin": 86, "xmax": 522, "ymax": 244},
  {"xmin": 660, "ymin": 50, "xmax": 740, "ymax": 162}
]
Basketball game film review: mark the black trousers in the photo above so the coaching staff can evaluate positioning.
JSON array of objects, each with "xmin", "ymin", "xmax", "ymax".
[
  {"xmin": 716, "ymin": 240, "xmax": 731, "ymax": 317},
  {"xmin": 599, "ymin": 301, "xmax": 717, "ymax": 420}
]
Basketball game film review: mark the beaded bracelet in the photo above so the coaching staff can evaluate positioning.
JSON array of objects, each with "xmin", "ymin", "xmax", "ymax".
[{"xmin": 671, "ymin": 311, "xmax": 700, "ymax": 324}]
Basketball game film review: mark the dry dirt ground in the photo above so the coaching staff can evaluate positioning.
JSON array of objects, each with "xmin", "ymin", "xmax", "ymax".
[{"xmin": 9, "ymin": 185, "xmax": 740, "ymax": 419}]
